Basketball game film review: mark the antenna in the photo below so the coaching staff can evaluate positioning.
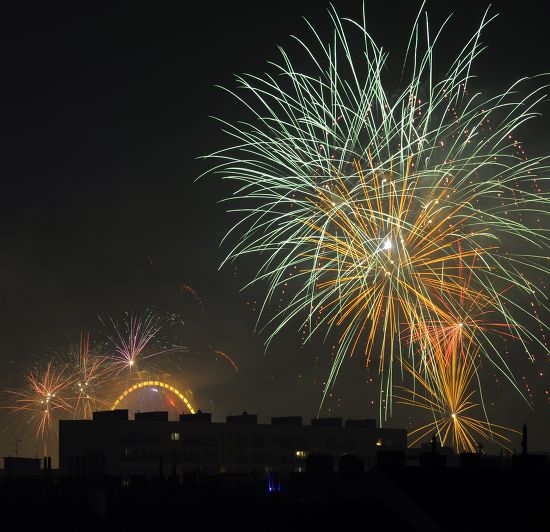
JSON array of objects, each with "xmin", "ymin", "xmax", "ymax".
[{"xmin": 11, "ymin": 433, "xmax": 23, "ymax": 457}]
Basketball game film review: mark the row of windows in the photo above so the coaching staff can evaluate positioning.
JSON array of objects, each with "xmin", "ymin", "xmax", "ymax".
[
  {"xmin": 122, "ymin": 432, "xmax": 377, "ymax": 450},
  {"xmin": 121, "ymin": 448, "xmax": 308, "ymax": 465}
]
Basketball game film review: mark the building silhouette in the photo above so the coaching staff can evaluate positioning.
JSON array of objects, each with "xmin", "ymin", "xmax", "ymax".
[
  {"xmin": 59, "ymin": 409, "xmax": 406, "ymax": 477},
  {"xmin": 2, "ymin": 456, "xmax": 42, "ymax": 477}
]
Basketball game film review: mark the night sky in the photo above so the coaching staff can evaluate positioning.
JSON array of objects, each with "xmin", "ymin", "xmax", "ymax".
[{"xmin": 1, "ymin": 1, "xmax": 549, "ymax": 459}]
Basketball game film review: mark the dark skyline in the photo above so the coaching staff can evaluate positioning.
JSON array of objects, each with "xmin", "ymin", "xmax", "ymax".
[{"xmin": 1, "ymin": 1, "xmax": 549, "ymax": 458}]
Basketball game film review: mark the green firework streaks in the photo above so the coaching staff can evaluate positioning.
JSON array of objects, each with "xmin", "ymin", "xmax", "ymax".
[{"xmin": 204, "ymin": 4, "xmax": 550, "ymax": 424}]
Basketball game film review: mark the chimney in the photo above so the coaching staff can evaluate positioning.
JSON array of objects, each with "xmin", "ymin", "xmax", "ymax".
[{"xmin": 521, "ymin": 423, "xmax": 528, "ymax": 456}]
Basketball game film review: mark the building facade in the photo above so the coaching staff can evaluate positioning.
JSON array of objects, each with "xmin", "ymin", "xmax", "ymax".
[{"xmin": 59, "ymin": 410, "xmax": 406, "ymax": 477}]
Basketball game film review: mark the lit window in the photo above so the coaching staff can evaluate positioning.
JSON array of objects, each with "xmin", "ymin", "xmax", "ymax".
[
  {"xmin": 376, "ymin": 438, "xmax": 383, "ymax": 447},
  {"xmin": 171, "ymin": 432, "xmax": 180, "ymax": 441},
  {"xmin": 295, "ymin": 450, "xmax": 307, "ymax": 458}
]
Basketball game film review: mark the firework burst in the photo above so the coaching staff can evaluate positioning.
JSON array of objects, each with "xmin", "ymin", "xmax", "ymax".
[
  {"xmin": 205, "ymin": 5, "xmax": 550, "ymax": 419},
  {"xmin": 103, "ymin": 311, "xmax": 188, "ymax": 377},
  {"xmin": 5, "ymin": 362, "xmax": 74, "ymax": 452},
  {"xmin": 67, "ymin": 332, "xmax": 112, "ymax": 419},
  {"xmin": 103, "ymin": 311, "xmax": 165, "ymax": 375},
  {"xmin": 408, "ymin": 255, "xmax": 522, "ymax": 380},
  {"xmin": 394, "ymin": 338, "xmax": 519, "ymax": 452}
]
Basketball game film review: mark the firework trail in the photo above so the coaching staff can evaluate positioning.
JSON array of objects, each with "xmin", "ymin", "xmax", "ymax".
[
  {"xmin": 180, "ymin": 284, "xmax": 206, "ymax": 312},
  {"xmin": 204, "ymin": 4, "xmax": 550, "ymax": 419},
  {"xmin": 211, "ymin": 347, "xmax": 239, "ymax": 373}
]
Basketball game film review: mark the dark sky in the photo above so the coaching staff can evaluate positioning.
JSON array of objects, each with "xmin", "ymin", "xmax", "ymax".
[{"xmin": 1, "ymin": 1, "xmax": 549, "ymax": 458}]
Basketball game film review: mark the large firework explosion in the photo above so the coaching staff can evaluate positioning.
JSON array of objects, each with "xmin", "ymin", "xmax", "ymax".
[{"xmin": 205, "ymin": 4, "xmax": 550, "ymax": 443}]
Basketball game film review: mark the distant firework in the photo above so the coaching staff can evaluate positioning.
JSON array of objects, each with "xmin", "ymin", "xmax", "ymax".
[
  {"xmin": 2, "ymin": 299, "xmax": 239, "ymax": 446},
  {"xmin": 5, "ymin": 362, "xmax": 74, "ymax": 452},
  {"xmin": 66, "ymin": 332, "xmax": 112, "ymax": 419},
  {"xmin": 206, "ymin": 3, "xmax": 550, "ymax": 436},
  {"xmin": 1, "ymin": 293, "xmax": 244, "ymax": 458},
  {"xmin": 103, "ymin": 311, "xmax": 168, "ymax": 375}
]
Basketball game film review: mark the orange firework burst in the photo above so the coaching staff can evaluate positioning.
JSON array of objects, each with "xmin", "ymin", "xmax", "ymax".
[
  {"xmin": 5, "ymin": 362, "xmax": 74, "ymax": 444},
  {"xmin": 294, "ymin": 159, "xmax": 499, "ymax": 413},
  {"xmin": 409, "ymin": 255, "xmax": 522, "ymax": 377},
  {"xmin": 394, "ymin": 338, "xmax": 519, "ymax": 453}
]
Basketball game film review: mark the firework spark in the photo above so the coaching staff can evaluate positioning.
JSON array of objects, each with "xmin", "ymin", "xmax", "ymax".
[{"xmin": 205, "ymin": 5, "xmax": 550, "ymax": 419}]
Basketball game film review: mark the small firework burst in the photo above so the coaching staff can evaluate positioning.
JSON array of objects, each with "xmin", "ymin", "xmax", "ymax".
[
  {"xmin": 66, "ymin": 332, "xmax": 112, "ymax": 419},
  {"xmin": 395, "ymin": 339, "xmax": 519, "ymax": 452},
  {"xmin": 103, "ymin": 311, "xmax": 166, "ymax": 375},
  {"xmin": 5, "ymin": 361, "xmax": 74, "ymax": 451}
]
